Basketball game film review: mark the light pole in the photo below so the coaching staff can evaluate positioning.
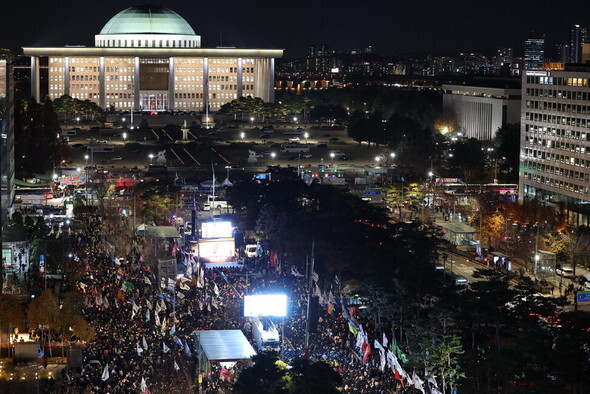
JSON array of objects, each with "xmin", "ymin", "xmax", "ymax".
[
  {"xmin": 84, "ymin": 155, "xmax": 89, "ymax": 200},
  {"xmin": 389, "ymin": 152, "xmax": 395, "ymax": 166},
  {"xmin": 271, "ymin": 152, "xmax": 276, "ymax": 164},
  {"xmin": 122, "ymin": 132, "xmax": 127, "ymax": 144},
  {"xmin": 250, "ymin": 117, "xmax": 254, "ymax": 124},
  {"xmin": 293, "ymin": 116, "xmax": 298, "ymax": 123},
  {"xmin": 330, "ymin": 152, "xmax": 335, "ymax": 167},
  {"xmin": 375, "ymin": 156, "xmax": 381, "ymax": 166},
  {"xmin": 304, "ymin": 132, "xmax": 309, "ymax": 144},
  {"xmin": 149, "ymin": 154, "xmax": 154, "ymax": 165},
  {"xmin": 240, "ymin": 132, "xmax": 245, "ymax": 142},
  {"xmin": 76, "ymin": 116, "xmax": 80, "ymax": 126}
]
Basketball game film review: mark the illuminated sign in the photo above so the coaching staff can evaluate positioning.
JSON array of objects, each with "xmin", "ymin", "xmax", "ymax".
[
  {"xmin": 526, "ymin": 71, "xmax": 548, "ymax": 76},
  {"xmin": 243, "ymin": 294, "xmax": 288, "ymax": 317},
  {"xmin": 201, "ymin": 221, "xmax": 233, "ymax": 238}
]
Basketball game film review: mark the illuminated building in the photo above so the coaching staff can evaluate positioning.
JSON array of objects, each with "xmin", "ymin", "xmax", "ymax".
[
  {"xmin": 23, "ymin": 5, "xmax": 282, "ymax": 111},
  {"xmin": 519, "ymin": 65, "xmax": 590, "ymax": 224},
  {"xmin": 442, "ymin": 82, "xmax": 521, "ymax": 140}
]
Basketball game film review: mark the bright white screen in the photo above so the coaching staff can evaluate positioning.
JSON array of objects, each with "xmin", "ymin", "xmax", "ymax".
[
  {"xmin": 199, "ymin": 239, "xmax": 235, "ymax": 262},
  {"xmin": 201, "ymin": 221, "xmax": 233, "ymax": 238},
  {"xmin": 244, "ymin": 294, "xmax": 287, "ymax": 317}
]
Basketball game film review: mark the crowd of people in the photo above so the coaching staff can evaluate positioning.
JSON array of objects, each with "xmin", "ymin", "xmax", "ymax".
[{"xmin": 58, "ymin": 213, "xmax": 426, "ymax": 393}]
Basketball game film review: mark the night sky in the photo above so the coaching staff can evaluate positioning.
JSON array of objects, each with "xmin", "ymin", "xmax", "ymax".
[{"xmin": 2, "ymin": 0, "xmax": 589, "ymax": 58}]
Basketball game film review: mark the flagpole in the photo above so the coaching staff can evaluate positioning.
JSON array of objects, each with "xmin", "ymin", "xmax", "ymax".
[{"xmin": 304, "ymin": 240, "xmax": 315, "ymax": 350}]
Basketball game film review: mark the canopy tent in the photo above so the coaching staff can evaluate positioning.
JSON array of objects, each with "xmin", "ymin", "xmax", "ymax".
[
  {"xmin": 194, "ymin": 330, "xmax": 256, "ymax": 374},
  {"xmin": 435, "ymin": 222, "xmax": 479, "ymax": 246},
  {"xmin": 144, "ymin": 226, "xmax": 181, "ymax": 239}
]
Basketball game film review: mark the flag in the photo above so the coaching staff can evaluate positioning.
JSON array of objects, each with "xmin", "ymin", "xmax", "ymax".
[
  {"xmin": 174, "ymin": 359, "xmax": 180, "ymax": 371},
  {"xmin": 184, "ymin": 341, "xmax": 192, "ymax": 357},
  {"xmin": 213, "ymin": 282, "xmax": 220, "ymax": 297},
  {"xmin": 143, "ymin": 336, "xmax": 149, "ymax": 351},
  {"xmin": 412, "ymin": 371, "xmax": 426, "ymax": 394},
  {"xmin": 146, "ymin": 300, "xmax": 152, "ymax": 310},
  {"xmin": 173, "ymin": 336, "xmax": 183, "ymax": 347},
  {"xmin": 155, "ymin": 312, "xmax": 161, "ymax": 327},
  {"xmin": 145, "ymin": 308, "xmax": 150, "ymax": 322},
  {"xmin": 394, "ymin": 369, "xmax": 404, "ymax": 387},
  {"xmin": 220, "ymin": 367, "xmax": 232, "ymax": 381},
  {"xmin": 172, "ymin": 241, "xmax": 178, "ymax": 256},
  {"xmin": 374, "ymin": 339, "xmax": 385, "ymax": 371},
  {"xmin": 393, "ymin": 339, "xmax": 408, "ymax": 363},
  {"xmin": 140, "ymin": 377, "xmax": 147, "ymax": 393},
  {"xmin": 162, "ymin": 342, "xmax": 170, "ymax": 353},
  {"xmin": 291, "ymin": 266, "xmax": 303, "ymax": 277},
  {"xmin": 169, "ymin": 324, "xmax": 176, "ymax": 336},
  {"xmin": 362, "ymin": 342, "xmax": 372, "ymax": 363},
  {"xmin": 180, "ymin": 282, "xmax": 190, "ymax": 291},
  {"xmin": 326, "ymin": 303, "xmax": 334, "ymax": 314},
  {"xmin": 132, "ymin": 301, "xmax": 140, "ymax": 318},
  {"xmin": 311, "ymin": 270, "xmax": 319, "ymax": 282},
  {"xmin": 161, "ymin": 317, "xmax": 167, "ymax": 334},
  {"xmin": 348, "ymin": 322, "xmax": 358, "ymax": 336},
  {"xmin": 122, "ymin": 280, "xmax": 134, "ymax": 292},
  {"xmin": 101, "ymin": 364, "xmax": 109, "ymax": 381},
  {"xmin": 382, "ymin": 333, "xmax": 388, "ymax": 350},
  {"xmin": 168, "ymin": 277, "xmax": 176, "ymax": 287},
  {"xmin": 136, "ymin": 343, "xmax": 143, "ymax": 355},
  {"xmin": 160, "ymin": 277, "xmax": 166, "ymax": 289},
  {"xmin": 177, "ymin": 291, "xmax": 185, "ymax": 299},
  {"xmin": 159, "ymin": 299, "xmax": 167, "ymax": 311},
  {"xmin": 144, "ymin": 277, "xmax": 152, "ymax": 285}
]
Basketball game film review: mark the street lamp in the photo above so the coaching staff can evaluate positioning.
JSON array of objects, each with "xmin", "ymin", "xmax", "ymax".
[
  {"xmin": 122, "ymin": 117, "xmax": 126, "ymax": 123},
  {"xmin": 240, "ymin": 132, "xmax": 245, "ymax": 141},
  {"xmin": 293, "ymin": 116, "xmax": 298, "ymax": 123},
  {"xmin": 330, "ymin": 152, "xmax": 335, "ymax": 166},
  {"xmin": 84, "ymin": 155, "xmax": 89, "ymax": 199},
  {"xmin": 76, "ymin": 117, "xmax": 80, "ymax": 125},
  {"xmin": 149, "ymin": 154, "xmax": 154, "ymax": 165},
  {"xmin": 271, "ymin": 152, "xmax": 276, "ymax": 163},
  {"xmin": 250, "ymin": 117, "xmax": 254, "ymax": 123},
  {"xmin": 122, "ymin": 132, "xmax": 127, "ymax": 143},
  {"xmin": 375, "ymin": 156, "xmax": 381, "ymax": 166},
  {"xmin": 304, "ymin": 132, "xmax": 309, "ymax": 144}
]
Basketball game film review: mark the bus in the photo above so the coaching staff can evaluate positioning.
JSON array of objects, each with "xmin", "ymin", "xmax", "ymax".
[
  {"xmin": 280, "ymin": 143, "xmax": 310, "ymax": 153},
  {"xmin": 87, "ymin": 145, "xmax": 115, "ymax": 153}
]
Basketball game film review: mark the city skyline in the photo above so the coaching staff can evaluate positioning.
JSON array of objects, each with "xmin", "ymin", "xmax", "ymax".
[{"xmin": 1, "ymin": 0, "xmax": 588, "ymax": 58}]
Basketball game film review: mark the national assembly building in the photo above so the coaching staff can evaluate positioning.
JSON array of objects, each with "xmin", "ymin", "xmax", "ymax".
[{"xmin": 23, "ymin": 4, "xmax": 283, "ymax": 112}]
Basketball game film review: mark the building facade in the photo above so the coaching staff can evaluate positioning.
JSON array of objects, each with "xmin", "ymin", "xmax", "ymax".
[
  {"xmin": 519, "ymin": 66, "xmax": 590, "ymax": 225},
  {"xmin": 570, "ymin": 24, "xmax": 588, "ymax": 63},
  {"xmin": 23, "ymin": 5, "xmax": 282, "ymax": 112},
  {"xmin": 1, "ymin": 55, "xmax": 15, "ymax": 226},
  {"xmin": 524, "ymin": 38, "xmax": 545, "ymax": 70},
  {"xmin": 442, "ymin": 83, "xmax": 521, "ymax": 140}
]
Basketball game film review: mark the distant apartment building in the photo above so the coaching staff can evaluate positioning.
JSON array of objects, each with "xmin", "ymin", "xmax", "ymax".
[
  {"xmin": 524, "ymin": 37, "xmax": 545, "ymax": 70},
  {"xmin": 442, "ymin": 81, "xmax": 521, "ymax": 140},
  {"xmin": 519, "ymin": 65, "xmax": 590, "ymax": 225}
]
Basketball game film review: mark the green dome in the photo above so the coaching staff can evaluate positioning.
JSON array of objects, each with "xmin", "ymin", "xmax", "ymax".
[{"xmin": 99, "ymin": 5, "xmax": 196, "ymax": 35}]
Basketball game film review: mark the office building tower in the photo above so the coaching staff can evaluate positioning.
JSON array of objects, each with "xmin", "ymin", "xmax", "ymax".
[
  {"xmin": 570, "ymin": 24, "xmax": 588, "ymax": 63},
  {"xmin": 524, "ymin": 37, "xmax": 545, "ymax": 70},
  {"xmin": 519, "ymin": 65, "xmax": 590, "ymax": 225}
]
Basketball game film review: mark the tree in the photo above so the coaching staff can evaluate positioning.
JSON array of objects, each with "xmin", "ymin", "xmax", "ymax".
[
  {"xmin": 425, "ymin": 334, "xmax": 465, "ymax": 394},
  {"xmin": 548, "ymin": 226, "xmax": 590, "ymax": 275},
  {"xmin": 346, "ymin": 110, "xmax": 369, "ymax": 144},
  {"xmin": 233, "ymin": 354, "xmax": 288, "ymax": 394},
  {"xmin": 494, "ymin": 123, "xmax": 520, "ymax": 182},
  {"xmin": 14, "ymin": 98, "xmax": 72, "ymax": 177},
  {"xmin": 481, "ymin": 211, "xmax": 508, "ymax": 249},
  {"xmin": 27, "ymin": 289, "xmax": 61, "ymax": 329},
  {"xmin": 0, "ymin": 295, "xmax": 25, "ymax": 331},
  {"xmin": 448, "ymin": 138, "xmax": 486, "ymax": 183}
]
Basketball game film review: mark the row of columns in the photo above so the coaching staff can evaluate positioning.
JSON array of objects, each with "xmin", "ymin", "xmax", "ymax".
[{"xmin": 30, "ymin": 55, "xmax": 276, "ymax": 110}]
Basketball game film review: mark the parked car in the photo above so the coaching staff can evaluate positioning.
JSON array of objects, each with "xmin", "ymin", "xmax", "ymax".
[
  {"xmin": 99, "ymin": 160, "xmax": 110, "ymax": 165},
  {"xmin": 97, "ymin": 139, "xmax": 108, "ymax": 144},
  {"xmin": 338, "ymin": 155, "xmax": 352, "ymax": 161},
  {"xmin": 556, "ymin": 267, "xmax": 574, "ymax": 278},
  {"xmin": 260, "ymin": 134, "xmax": 271, "ymax": 140},
  {"xmin": 73, "ymin": 143, "xmax": 84, "ymax": 148},
  {"xmin": 111, "ymin": 156, "xmax": 123, "ymax": 161},
  {"xmin": 288, "ymin": 136, "xmax": 300, "ymax": 142}
]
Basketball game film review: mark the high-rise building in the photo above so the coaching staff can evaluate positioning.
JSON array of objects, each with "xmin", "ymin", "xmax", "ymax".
[
  {"xmin": 555, "ymin": 44, "xmax": 570, "ymax": 63},
  {"xmin": 519, "ymin": 65, "xmax": 590, "ymax": 225},
  {"xmin": 570, "ymin": 24, "xmax": 588, "ymax": 63},
  {"xmin": 524, "ymin": 37, "xmax": 545, "ymax": 70},
  {"xmin": 23, "ymin": 5, "xmax": 283, "ymax": 112}
]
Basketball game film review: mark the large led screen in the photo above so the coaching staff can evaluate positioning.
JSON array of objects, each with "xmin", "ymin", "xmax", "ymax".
[
  {"xmin": 198, "ymin": 239, "xmax": 235, "ymax": 262},
  {"xmin": 243, "ymin": 294, "xmax": 287, "ymax": 317},
  {"xmin": 201, "ymin": 221, "xmax": 233, "ymax": 238}
]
